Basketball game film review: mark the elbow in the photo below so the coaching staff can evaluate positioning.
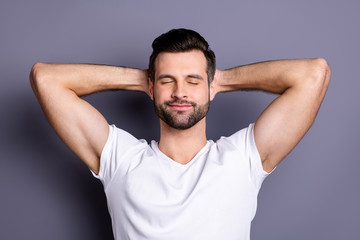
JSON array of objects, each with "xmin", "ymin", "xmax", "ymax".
[
  {"xmin": 30, "ymin": 62, "xmax": 49, "ymax": 94},
  {"xmin": 304, "ymin": 58, "xmax": 331, "ymax": 94},
  {"xmin": 30, "ymin": 62, "xmax": 45, "ymax": 86},
  {"xmin": 313, "ymin": 58, "xmax": 331, "ymax": 88}
]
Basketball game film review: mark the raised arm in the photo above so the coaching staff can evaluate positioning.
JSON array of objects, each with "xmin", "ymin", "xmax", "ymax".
[
  {"xmin": 216, "ymin": 58, "xmax": 330, "ymax": 173},
  {"xmin": 30, "ymin": 63, "xmax": 148, "ymax": 174}
]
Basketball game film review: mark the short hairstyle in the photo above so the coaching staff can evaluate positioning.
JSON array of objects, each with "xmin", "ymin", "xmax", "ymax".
[{"xmin": 148, "ymin": 28, "xmax": 216, "ymax": 84}]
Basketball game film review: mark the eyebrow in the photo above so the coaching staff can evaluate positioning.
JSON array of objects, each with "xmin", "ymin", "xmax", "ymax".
[
  {"xmin": 157, "ymin": 74, "xmax": 204, "ymax": 81},
  {"xmin": 157, "ymin": 74, "xmax": 175, "ymax": 81},
  {"xmin": 187, "ymin": 74, "xmax": 204, "ymax": 80}
]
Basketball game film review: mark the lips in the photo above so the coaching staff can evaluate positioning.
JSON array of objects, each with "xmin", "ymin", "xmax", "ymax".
[{"xmin": 168, "ymin": 104, "xmax": 192, "ymax": 110}]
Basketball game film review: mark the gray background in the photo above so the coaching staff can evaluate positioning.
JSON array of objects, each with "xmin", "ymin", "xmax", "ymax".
[{"xmin": 1, "ymin": 0, "xmax": 359, "ymax": 239}]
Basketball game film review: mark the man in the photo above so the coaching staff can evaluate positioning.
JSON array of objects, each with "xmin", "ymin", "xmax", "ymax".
[{"xmin": 30, "ymin": 29, "xmax": 330, "ymax": 239}]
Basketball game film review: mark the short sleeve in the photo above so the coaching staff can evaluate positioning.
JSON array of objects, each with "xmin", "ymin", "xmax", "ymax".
[
  {"xmin": 246, "ymin": 123, "xmax": 274, "ymax": 186},
  {"xmin": 226, "ymin": 123, "xmax": 274, "ymax": 188},
  {"xmin": 90, "ymin": 124, "xmax": 146, "ymax": 188}
]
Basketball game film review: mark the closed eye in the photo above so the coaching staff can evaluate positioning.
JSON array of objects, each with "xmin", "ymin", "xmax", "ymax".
[
  {"xmin": 160, "ymin": 80, "xmax": 174, "ymax": 84},
  {"xmin": 188, "ymin": 81, "xmax": 199, "ymax": 85},
  {"xmin": 157, "ymin": 74, "xmax": 175, "ymax": 84},
  {"xmin": 187, "ymin": 74, "xmax": 204, "ymax": 85}
]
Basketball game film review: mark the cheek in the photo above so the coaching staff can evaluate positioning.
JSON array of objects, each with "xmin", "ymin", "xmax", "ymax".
[
  {"xmin": 153, "ymin": 87, "xmax": 168, "ymax": 102},
  {"xmin": 194, "ymin": 89, "xmax": 210, "ymax": 101}
]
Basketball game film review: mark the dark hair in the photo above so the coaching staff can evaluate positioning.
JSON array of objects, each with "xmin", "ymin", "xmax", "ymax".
[{"xmin": 148, "ymin": 28, "xmax": 216, "ymax": 84}]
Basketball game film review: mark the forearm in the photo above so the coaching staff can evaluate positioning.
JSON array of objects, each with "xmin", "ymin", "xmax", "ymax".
[
  {"xmin": 30, "ymin": 62, "xmax": 148, "ymax": 97},
  {"xmin": 217, "ymin": 58, "xmax": 328, "ymax": 94}
]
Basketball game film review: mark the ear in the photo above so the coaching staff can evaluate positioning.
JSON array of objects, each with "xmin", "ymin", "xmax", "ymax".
[
  {"xmin": 148, "ymin": 78, "xmax": 154, "ymax": 100},
  {"xmin": 209, "ymin": 77, "xmax": 217, "ymax": 101}
]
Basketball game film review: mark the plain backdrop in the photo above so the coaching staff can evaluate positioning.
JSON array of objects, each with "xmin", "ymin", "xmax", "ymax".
[{"xmin": 1, "ymin": 0, "xmax": 359, "ymax": 239}]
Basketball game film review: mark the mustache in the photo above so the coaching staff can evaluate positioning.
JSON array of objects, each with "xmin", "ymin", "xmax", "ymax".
[{"xmin": 165, "ymin": 100, "xmax": 196, "ymax": 107}]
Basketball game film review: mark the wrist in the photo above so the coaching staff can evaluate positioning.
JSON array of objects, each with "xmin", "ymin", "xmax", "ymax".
[
  {"xmin": 216, "ymin": 68, "xmax": 243, "ymax": 92},
  {"xmin": 117, "ymin": 67, "xmax": 148, "ymax": 92}
]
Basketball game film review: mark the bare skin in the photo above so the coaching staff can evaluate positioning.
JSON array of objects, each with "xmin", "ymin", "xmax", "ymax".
[
  {"xmin": 30, "ymin": 51, "xmax": 330, "ymax": 174},
  {"xmin": 216, "ymin": 58, "xmax": 331, "ymax": 172},
  {"xmin": 149, "ymin": 51, "xmax": 217, "ymax": 165},
  {"xmin": 30, "ymin": 64, "xmax": 148, "ymax": 174}
]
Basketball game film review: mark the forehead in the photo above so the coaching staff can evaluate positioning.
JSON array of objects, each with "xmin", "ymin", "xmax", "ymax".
[{"xmin": 154, "ymin": 50, "xmax": 207, "ymax": 77}]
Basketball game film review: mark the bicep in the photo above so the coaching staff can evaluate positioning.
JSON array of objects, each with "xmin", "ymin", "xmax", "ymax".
[
  {"xmin": 36, "ymin": 84, "xmax": 108, "ymax": 174},
  {"xmin": 254, "ymin": 78, "xmax": 329, "ymax": 173}
]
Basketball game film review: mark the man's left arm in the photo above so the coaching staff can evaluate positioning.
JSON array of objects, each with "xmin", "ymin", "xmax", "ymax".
[{"xmin": 215, "ymin": 58, "xmax": 330, "ymax": 173}]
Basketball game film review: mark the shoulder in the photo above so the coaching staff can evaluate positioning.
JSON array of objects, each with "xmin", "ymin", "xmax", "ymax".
[
  {"xmin": 107, "ymin": 124, "xmax": 148, "ymax": 146},
  {"xmin": 212, "ymin": 123, "xmax": 272, "ymax": 186},
  {"xmin": 104, "ymin": 124, "xmax": 149, "ymax": 163},
  {"xmin": 206, "ymin": 123, "xmax": 255, "ymax": 165},
  {"xmin": 93, "ymin": 124, "xmax": 149, "ymax": 186},
  {"xmin": 216, "ymin": 123, "xmax": 255, "ymax": 151}
]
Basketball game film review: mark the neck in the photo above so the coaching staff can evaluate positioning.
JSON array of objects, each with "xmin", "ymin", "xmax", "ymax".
[{"xmin": 158, "ymin": 118, "xmax": 207, "ymax": 165}]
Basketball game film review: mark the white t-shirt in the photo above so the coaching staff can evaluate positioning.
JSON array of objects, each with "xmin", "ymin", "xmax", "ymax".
[{"xmin": 92, "ymin": 123, "xmax": 272, "ymax": 240}]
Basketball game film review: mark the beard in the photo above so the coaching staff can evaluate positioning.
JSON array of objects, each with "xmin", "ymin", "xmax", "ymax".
[{"xmin": 154, "ymin": 98, "xmax": 210, "ymax": 130}]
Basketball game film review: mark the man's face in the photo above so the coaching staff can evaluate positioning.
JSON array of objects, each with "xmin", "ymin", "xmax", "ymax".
[{"xmin": 150, "ymin": 50, "xmax": 215, "ymax": 130}]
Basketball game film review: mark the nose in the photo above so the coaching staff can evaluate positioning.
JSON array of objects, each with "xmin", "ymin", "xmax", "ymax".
[{"xmin": 171, "ymin": 82, "xmax": 187, "ymax": 99}]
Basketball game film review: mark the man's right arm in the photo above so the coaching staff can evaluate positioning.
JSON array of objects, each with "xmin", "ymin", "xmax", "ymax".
[{"xmin": 30, "ymin": 63, "xmax": 148, "ymax": 174}]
